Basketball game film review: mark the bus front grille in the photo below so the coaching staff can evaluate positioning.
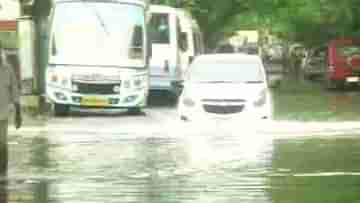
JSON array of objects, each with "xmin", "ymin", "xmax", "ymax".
[{"xmin": 73, "ymin": 82, "xmax": 120, "ymax": 95}]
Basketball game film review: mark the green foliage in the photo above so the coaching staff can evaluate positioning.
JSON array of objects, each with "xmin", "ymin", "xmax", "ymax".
[
  {"xmin": 0, "ymin": 32, "xmax": 17, "ymax": 49},
  {"xmin": 151, "ymin": 0, "xmax": 360, "ymax": 49}
]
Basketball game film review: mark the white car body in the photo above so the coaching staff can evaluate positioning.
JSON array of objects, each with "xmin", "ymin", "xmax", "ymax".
[{"xmin": 178, "ymin": 54, "xmax": 272, "ymax": 122}]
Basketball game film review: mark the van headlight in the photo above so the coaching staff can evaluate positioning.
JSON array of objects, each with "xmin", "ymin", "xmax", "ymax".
[{"xmin": 254, "ymin": 89, "xmax": 267, "ymax": 107}]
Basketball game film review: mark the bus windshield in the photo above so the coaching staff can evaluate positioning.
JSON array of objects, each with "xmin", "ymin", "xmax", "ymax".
[{"xmin": 50, "ymin": 2, "xmax": 146, "ymax": 67}]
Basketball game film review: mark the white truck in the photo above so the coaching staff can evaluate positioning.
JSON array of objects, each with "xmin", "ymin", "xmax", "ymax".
[{"xmin": 46, "ymin": 0, "xmax": 151, "ymax": 116}]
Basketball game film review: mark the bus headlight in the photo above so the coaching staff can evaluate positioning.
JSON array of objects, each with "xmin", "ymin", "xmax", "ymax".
[
  {"xmin": 72, "ymin": 84, "xmax": 79, "ymax": 92},
  {"xmin": 134, "ymin": 76, "xmax": 146, "ymax": 88},
  {"xmin": 61, "ymin": 78, "xmax": 70, "ymax": 87},
  {"xmin": 48, "ymin": 71, "xmax": 70, "ymax": 88},
  {"xmin": 51, "ymin": 74, "xmax": 59, "ymax": 83},
  {"xmin": 123, "ymin": 80, "xmax": 131, "ymax": 89},
  {"xmin": 134, "ymin": 78, "xmax": 143, "ymax": 87},
  {"xmin": 113, "ymin": 85, "xmax": 121, "ymax": 93}
]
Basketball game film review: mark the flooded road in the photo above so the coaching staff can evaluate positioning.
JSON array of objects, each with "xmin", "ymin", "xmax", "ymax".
[
  {"xmin": 5, "ymin": 121, "xmax": 360, "ymax": 203},
  {"xmin": 4, "ymin": 86, "xmax": 360, "ymax": 203},
  {"xmin": 273, "ymin": 80, "xmax": 360, "ymax": 121}
]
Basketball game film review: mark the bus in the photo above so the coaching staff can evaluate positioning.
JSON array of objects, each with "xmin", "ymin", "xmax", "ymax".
[{"xmin": 46, "ymin": 0, "xmax": 151, "ymax": 116}]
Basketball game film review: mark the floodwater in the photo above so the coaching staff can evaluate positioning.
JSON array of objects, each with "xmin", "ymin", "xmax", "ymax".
[
  {"xmin": 3, "ymin": 81, "xmax": 360, "ymax": 203},
  {"xmin": 273, "ymin": 80, "xmax": 360, "ymax": 121},
  {"xmin": 4, "ymin": 127, "xmax": 360, "ymax": 203}
]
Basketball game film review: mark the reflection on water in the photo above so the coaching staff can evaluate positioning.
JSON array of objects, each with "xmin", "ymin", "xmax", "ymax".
[
  {"xmin": 272, "ymin": 81, "xmax": 360, "ymax": 121},
  {"xmin": 268, "ymin": 138, "xmax": 360, "ymax": 203},
  {"xmin": 0, "ymin": 178, "xmax": 7, "ymax": 203},
  {"xmin": 6, "ymin": 129, "xmax": 360, "ymax": 203}
]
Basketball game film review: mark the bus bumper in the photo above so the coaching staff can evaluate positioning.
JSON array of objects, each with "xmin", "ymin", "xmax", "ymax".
[{"xmin": 46, "ymin": 85, "xmax": 148, "ymax": 108}]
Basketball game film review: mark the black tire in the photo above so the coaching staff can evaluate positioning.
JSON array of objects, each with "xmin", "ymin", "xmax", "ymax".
[
  {"xmin": 304, "ymin": 73, "xmax": 315, "ymax": 81},
  {"xmin": 54, "ymin": 104, "xmax": 69, "ymax": 117},
  {"xmin": 128, "ymin": 107, "xmax": 143, "ymax": 115},
  {"xmin": 168, "ymin": 92, "xmax": 180, "ymax": 106},
  {"xmin": 325, "ymin": 78, "xmax": 345, "ymax": 90},
  {"xmin": 180, "ymin": 115, "xmax": 189, "ymax": 122}
]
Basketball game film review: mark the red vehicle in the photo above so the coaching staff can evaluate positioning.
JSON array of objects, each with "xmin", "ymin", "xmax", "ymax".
[{"xmin": 326, "ymin": 38, "xmax": 360, "ymax": 89}]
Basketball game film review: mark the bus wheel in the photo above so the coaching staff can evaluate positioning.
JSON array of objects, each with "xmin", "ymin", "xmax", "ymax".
[{"xmin": 54, "ymin": 104, "xmax": 69, "ymax": 117}]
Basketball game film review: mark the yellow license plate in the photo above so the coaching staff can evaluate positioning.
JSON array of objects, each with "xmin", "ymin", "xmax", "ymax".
[{"xmin": 81, "ymin": 97, "xmax": 108, "ymax": 107}]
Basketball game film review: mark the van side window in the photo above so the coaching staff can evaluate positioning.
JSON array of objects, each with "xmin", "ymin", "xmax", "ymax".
[
  {"xmin": 194, "ymin": 33, "xmax": 203, "ymax": 55},
  {"xmin": 193, "ymin": 33, "xmax": 199, "ymax": 55},
  {"xmin": 176, "ymin": 18, "xmax": 182, "ymax": 50},
  {"xmin": 150, "ymin": 13, "xmax": 170, "ymax": 44}
]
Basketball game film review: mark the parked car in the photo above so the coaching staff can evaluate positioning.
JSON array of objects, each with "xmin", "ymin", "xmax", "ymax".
[
  {"xmin": 178, "ymin": 54, "xmax": 272, "ymax": 122},
  {"xmin": 263, "ymin": 43, "xmax": 284, "ymax": 61},
  {"xmin": 262, "ymin": 43, "xmax": 285, "ymax": 88},
  {"xmin": 325, "ymin": 38, "xmax": 360, "ymax": 89},
  {"xmin": 214, "ymin": 42, "xmax": 260, "ymax": 56},
  {"xmin": 303, "ymin": 46, "xmax": 327, "ymax": 80}
]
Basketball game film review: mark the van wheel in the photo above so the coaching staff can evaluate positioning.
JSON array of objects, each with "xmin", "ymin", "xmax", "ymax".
[
  {"xmin": 325, "ymin": 78, "xmax": 344, "ymax": 90},
  {"xmin": 128, "ymin": 107, "xmax": 143, "ymax": 115},
  {"xmin": 54, "ymin": 104, "xmax": 69, "ymax": 117}
]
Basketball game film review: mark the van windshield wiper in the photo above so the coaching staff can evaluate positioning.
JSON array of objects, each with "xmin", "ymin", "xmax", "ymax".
[{"xmin": 81, "ymin": 0, "xmax": 109, "ymax": 35}]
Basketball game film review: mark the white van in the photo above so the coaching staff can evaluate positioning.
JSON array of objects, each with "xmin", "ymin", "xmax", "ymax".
[
  {"xmin": 177, "ymin": 9, "xmax": 204, "ymax": 72},
  {"xmin": 149, "ymin": 5, "xmax": 203, "ymax": 96}
]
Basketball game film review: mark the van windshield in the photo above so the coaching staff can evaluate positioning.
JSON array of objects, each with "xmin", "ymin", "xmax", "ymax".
[
  {"xmin": 149, "ymin": 13, "xmax": 170, "ymax": 44},
  {"xmin": 50, "ymin": 2, "xmax": 145, "ymax": 67}
]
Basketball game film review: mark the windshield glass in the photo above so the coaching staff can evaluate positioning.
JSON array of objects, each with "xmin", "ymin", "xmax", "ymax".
[
  {"xmin": 188, "ymin": 60, "xmax": 265, "ymax": 83},
  {"xmin": 149, "ymin": 13, "xmax": 170, "ymax": 44},
  {"xmin": 50, "ymin": 2, "xmax": 145, "ymax": 67}
]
